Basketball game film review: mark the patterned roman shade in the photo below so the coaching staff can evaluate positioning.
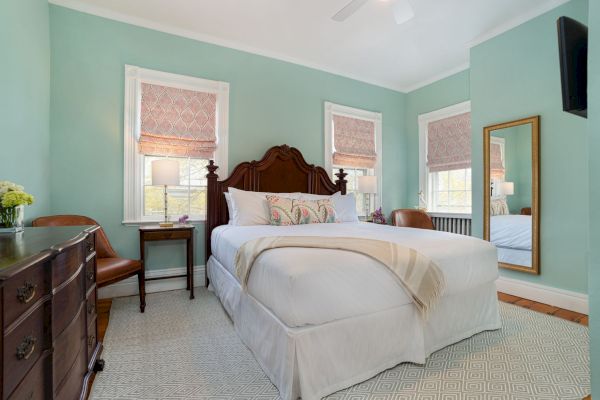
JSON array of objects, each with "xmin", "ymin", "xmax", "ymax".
[
  {"xmin": 427, "ymin": 112, "xmax": 471, "ymax": 172},
  {"xmin": 332, "ymin": 115, "xmax": 377, "ymax": 169},
  {"xmin": 138, "ymin": 83, "xmax": 217, "ymax": 158},
  {"xmin": 490, "ymin": 142, "xmax": 505, "ymax": 178}
]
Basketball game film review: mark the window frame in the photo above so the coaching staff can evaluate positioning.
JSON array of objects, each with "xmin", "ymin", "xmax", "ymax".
[
  {"xmin": 418, "ymin": 101, "xmax": 471, "ymax": 215},
  {"xmin": 324, "ymin": 101, "xmax": 383, "ymax": 213},
  {"xmin": 123, "ymin": 65, "xmax": 229, "ymax": 225}
]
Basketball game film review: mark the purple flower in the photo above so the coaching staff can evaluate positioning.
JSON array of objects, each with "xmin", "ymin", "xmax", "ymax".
[{"xmin": 178, "ymin": 214, "xmax": 189, "ymax": 224}]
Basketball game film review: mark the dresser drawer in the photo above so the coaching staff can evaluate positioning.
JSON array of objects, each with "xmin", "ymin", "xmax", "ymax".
[
  {"xmin": 143, "ymin": 230, "xmax": 190, "ymax": 241},
  {"xmin": 3, "ymin": 262, "xmax": 50, "ymax": 328},
  {"xmin": 4, "ymin": 303, "xmax": 47, "ymax": 397},
  {"xmin": 86, "ymin": 289, "xmax": 97, "ymax": 320},
  {"xmin": 52, "ymin": 242, "xmax": 84, "ymax": 287},
  {"xmin": 84, "ymin": 232, "xmax": 95, "ymax": 258},
  {"xmin": 53, "ymin": 303, "xmax": 86, "ymax": 392},
  {"xmin": 53, "ymin": 263, "xmax": 85, "ymax": 337},
  {"xmin": 85, "ymin": 258, "xmax": 96, "ymax": 291},
  {"xmin": 87, "ymin": 317, "xmax": 98, "ymax": 363},
  {"xmin": 7, "ymin": 351, "xmax": 50, "ymax": 400},
  {"xmin": 55, "ymin": 340, "xmax": 87, "ymax": 400}
]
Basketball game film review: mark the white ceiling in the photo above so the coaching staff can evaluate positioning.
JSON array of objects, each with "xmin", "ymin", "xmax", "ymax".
[{"xmin": 49, "ymin": 0, "xmax": 569, "ymax": 92}]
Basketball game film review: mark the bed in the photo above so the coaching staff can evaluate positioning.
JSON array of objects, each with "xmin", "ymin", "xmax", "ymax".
[
  {"xmin": 205, "ymin": 145, "xmax": 501, "ymax": 400},
  {"xmin": 490, "ymin": 214, "xmax": 532, "ymax": 267}
]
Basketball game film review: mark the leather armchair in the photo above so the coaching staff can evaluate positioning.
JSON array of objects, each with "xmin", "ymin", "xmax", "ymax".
[
  {"xmin": 32, "ymin": 215, "xmax": 146, "ymax": 312},
  {"xmin": 390, "ymin": 209, "xmax": 435, "ymax": 230}
]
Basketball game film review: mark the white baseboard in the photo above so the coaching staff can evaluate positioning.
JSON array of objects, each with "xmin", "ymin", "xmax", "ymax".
[
  {"xmin": 98, "ymin": 265, "xmax": 206, "ymax": 299},
  {"xmin": 496, "ymin": 276, "xmax": 588, "ymax": 314}
]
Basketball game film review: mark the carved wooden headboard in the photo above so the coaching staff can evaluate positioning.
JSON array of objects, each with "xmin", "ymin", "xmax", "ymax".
[{"xmin": 205, "ymin": 144, "xmax": 347, "ymax": 279}]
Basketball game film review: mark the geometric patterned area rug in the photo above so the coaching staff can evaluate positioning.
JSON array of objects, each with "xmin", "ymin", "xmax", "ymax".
[{"xmin": 90, "ymin": 288, "xmax": 590, "ymax": 400}]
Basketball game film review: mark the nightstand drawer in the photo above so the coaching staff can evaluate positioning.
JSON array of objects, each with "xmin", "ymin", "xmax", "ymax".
[{"xmin": 142, "ymin": 230, "xmax": 191, "ymax": 241}]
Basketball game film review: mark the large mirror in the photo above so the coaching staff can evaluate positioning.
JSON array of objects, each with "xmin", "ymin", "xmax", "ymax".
[{"xmin": 484, "ymin": 116, "xmax": 540, "ymax": 274}]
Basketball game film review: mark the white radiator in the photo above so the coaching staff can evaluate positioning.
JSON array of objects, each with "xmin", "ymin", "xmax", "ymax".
[{"xmin": 430, "ymin": 213, "xmax": 472, "ymax": 236}]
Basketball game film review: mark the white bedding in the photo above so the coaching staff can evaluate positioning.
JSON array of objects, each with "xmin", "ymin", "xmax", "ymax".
[
  {"xmin": 490, "ymin": 214, "xmax": 532, "ymax": 250},
  {"xmin": 211, "ymin": 222, "xmax": 499, "ymax": 328},
  {"xmin": 497, "ymin": 246, "xmax": 532, "ymax": 267}
]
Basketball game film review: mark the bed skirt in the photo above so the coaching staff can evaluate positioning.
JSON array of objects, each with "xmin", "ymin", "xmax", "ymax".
[{"xmin": 207, "ymin": 256, "xmax": 501, "ymax": 400}]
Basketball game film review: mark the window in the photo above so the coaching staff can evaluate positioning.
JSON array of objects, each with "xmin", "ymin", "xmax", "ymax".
[
  {"xmin": 324, "ymin": 102, "xmax": 382, "ymax": 217},
  {"xmin": 418, "ymin": 101, "xmax": 471, "ymax": 214},
  {"xmin": 123, "ymin": 66, "xmax": 229, "ymax": 223}
]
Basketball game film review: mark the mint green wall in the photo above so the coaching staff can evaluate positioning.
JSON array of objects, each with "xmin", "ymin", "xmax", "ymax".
[
  {"xmin": 471, "ymin": 0, "xmax": 589, "ymax": 293},
  {"xmin": 0, "ymin": 0, "xmax": 51, "ymax": 221},
  {"xmin": 48, "ymin": 6, "xmax": 406, "ymax": 270},
  {"xmin": 404, "ymin": 70, "xmax": 470, "ymax": 207},
  {"xmin": 587, "ymin": 0, "xmax": 599, "ymax": 395},
  {"xmin": 491, "ymin": 125, "xmax": 533, "ymax": 214}
]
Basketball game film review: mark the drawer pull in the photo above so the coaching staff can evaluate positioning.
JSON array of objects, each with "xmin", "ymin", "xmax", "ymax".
[
  {"xmin": 88, "ymin": 335, "xmax": 96, "ymax": 346},
  {"xmin": 16, "ymin": 335, "xmax": 36, "ymax": 360},
  {"xmin": 87, "ymin": 242, "xmax": 94, "ymax": 253},
  {"xmin": 88, "ymin": 303, "xmax": 96, "ymax": 314},
  {"xmin": 16, "ymin": 281, "xmax": 37, "ymax": 304},
  {"xmin": 87, "ymin": 270, "xmax": 94, "ymax": 281}
]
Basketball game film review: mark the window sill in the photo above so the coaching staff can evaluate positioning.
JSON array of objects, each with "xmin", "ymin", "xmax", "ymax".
[{"xmin": 122, "ymin": 219, "xmax": 206, "ymax": 226}]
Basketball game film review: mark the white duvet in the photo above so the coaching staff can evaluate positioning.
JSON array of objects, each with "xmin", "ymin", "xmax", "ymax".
[
  {"xmin": 490, "ymin": 214, "xmax": 532, "ymax": 250},
  {"xmin": 211, "ymin": 222, "xmax": 499, "ymax": 328}
]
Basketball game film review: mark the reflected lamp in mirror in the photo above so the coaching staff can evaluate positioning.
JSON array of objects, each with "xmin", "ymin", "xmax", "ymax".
[
  {"xmin": 499, "ymin": 182, "xmax": 514, "ymax": 196},
  {"xmin": 357, "ymin": 175, "xmax": 378, "ymax": 219},
  {"xmin": 152, "ymin": 159, "xmax": 180, "ymax": 227}
]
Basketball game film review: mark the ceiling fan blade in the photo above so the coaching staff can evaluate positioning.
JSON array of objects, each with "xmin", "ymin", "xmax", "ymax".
[
  {"xmin": 332, "ymin": 0, "xmax": 369, "ymax": 22},
  {"xmin": 392, "ymin": 0, "xmax": 415, "ymax": 25}
]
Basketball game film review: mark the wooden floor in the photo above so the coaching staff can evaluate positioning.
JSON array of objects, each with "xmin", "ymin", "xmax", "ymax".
[{"xmin": 96, "ymin": 293, "xmax": 590, "ymax": 398}]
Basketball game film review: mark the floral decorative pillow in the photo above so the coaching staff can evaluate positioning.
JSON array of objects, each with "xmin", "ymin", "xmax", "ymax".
[
  {"xmin": 266, "ymin": 195, "xmax": 337, "ymax": 225},
  {"xmin": 296, "ymin": 199, "xmax": 337, "ymax": 224},
  {"xmin": 265, "ymin": 196, "xmax": 298, "ymax": 225},
  {"xmin": 490, "ymin": 199, "xmax": 509, "ymax": 216}
]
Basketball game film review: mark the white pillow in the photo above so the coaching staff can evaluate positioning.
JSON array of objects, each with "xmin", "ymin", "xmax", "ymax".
[
  {"xmin": 299, "ymin": 192, "xmax": 359, "ymax": 223},
  {"xmin": 227, "ymin": 187, "xmax": 301, "ymax": 226},
  {"xmin": 224, "ymin": 192, "xmax": 234, "ymax": 224}
]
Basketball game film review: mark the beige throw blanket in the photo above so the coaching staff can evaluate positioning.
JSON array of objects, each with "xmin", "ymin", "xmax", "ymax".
[{"xmin": 235, "ymin": 236, "xmax": 446, "ymax": 317}]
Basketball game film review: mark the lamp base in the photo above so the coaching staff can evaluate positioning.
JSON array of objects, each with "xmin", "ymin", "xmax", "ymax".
[{"xmin": 159, "ymin": 222, "xmax": 174, "ymax": 228}]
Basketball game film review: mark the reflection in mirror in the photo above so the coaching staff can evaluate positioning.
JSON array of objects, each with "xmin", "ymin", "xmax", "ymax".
[{"xmin": 484, "ymin": 116, "xmax": 539, "ymax": 274}]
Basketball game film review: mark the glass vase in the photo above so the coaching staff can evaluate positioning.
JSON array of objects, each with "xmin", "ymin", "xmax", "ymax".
[{"xmin": 0, "ymin": 205, "xmax": 24, "ymax": 233}]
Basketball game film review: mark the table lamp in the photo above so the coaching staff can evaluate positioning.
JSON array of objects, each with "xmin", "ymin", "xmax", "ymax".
[
  {"xmin": 500, "ymin": 181, "xmax": 514, "ymax": 196},
  {"xmin": 152, "ymin": 159, "xmax": 180, "ymax": 227},
  {"xmin": 357, "ymin": 175, "xmax": 378, "ymax": 219}
]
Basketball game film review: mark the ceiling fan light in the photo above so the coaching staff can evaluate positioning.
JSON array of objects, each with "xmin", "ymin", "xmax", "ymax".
[{"xmin": 393, "ymin": 0, "xmax": 415, "ymax": 25}]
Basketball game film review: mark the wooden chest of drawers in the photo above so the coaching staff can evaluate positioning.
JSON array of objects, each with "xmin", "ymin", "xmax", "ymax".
[{"xmin": 0, "ymin": 226, "xmax": 103, "ymax": 400}]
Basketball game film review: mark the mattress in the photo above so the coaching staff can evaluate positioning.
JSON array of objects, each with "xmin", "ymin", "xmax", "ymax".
[
  {"xmin": 211, "ymin": 222, "xmax": 499, "ymax": 327},
  {"xmin": 490, "ymin": 214, "xmax": 532, "ymax": 250}
]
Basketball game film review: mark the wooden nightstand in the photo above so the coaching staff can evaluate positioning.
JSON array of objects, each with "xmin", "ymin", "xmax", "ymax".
[{"xmin": 139, "ymin": 224, "xmax": 195, "ymax": 299}]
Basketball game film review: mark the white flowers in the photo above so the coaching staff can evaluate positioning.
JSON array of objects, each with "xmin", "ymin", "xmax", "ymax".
[{"xmin": 0, "ymin": 181, "xmax": 24, "ymax": 196}]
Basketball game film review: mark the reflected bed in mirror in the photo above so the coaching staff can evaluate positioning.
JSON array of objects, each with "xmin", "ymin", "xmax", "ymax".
[{"xmin": 483, "ymin": 116, "xmax": 540, "ymax": 274}]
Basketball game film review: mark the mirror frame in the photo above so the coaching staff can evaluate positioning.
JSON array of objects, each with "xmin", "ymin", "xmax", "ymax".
[{"xmin": 483, "ymin": 115, "xmax": 540, "ymax": 275}]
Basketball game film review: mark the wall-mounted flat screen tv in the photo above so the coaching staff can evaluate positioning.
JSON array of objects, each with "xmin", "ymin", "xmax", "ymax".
[{"xmin": 557, "ymin": 16, "xmax": 588, "ymax": 119}]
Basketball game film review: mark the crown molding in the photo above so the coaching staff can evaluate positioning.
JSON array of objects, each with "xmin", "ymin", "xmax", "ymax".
[
  {"xmin": 404, "ymin": 63, "xmax": 470, "ymax": 93},
  {"xmin": 468, "ymin": 0, "xmax": 571, "ymax": 48},
  {"xmin": 49, "ymin": 0, "xmax": 572, "ymax": 95},
  {"xmin": 48, "ymin": 0, "xmax": 407, "ymax": 93}
]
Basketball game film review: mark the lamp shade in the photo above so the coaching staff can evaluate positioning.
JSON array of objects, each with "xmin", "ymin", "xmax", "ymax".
[
  {"xmin": 357, "ymin": 175, "xmax": 377, "ymax": 194},
  {"xmin": 152, "ymin": 159, "xmax": 180, "ymax": 186},
  {"xmin": 500, "ymin": 181, "xmax": 514, "ymax": 196}
]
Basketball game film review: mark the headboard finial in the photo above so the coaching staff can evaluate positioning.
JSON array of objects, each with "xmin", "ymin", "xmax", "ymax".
[{"xmin": 207, "ymin": 160, "xmax": 219, "ymax": 178}]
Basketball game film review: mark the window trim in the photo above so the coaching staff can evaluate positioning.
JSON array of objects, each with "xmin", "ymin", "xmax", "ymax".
[
  {"xmin": 324, "ymin": 101, "xmax": 383, "ymax": 210},
  {"xmin": 418, "ymin": 101, "xmax": 471, "ymax": 214},
  {"xmin": 123, "ymin": 65, "xmax": 229, "ymax": 225}
]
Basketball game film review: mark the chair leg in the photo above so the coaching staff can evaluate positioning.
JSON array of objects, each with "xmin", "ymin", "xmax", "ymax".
[{"xmin": 138, "ymin": 270, "xmax": 146, "ymax": 313}]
